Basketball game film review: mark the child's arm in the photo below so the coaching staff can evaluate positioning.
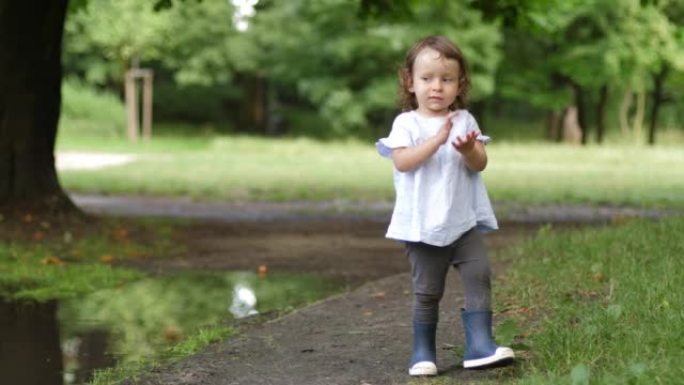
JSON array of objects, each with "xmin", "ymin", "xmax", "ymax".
[
  {"xmin": 391, "ymin": 115, "xmax": 454, "ymax": 172},
  {"xmin": 452, "ymin": 131, "xmax": 488, "ymax": 171}
]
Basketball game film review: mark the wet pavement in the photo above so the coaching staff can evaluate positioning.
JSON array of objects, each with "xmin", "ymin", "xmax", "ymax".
[{"xmin": 70, "ymin": 193, "xmax": 677, "ymax": 224}]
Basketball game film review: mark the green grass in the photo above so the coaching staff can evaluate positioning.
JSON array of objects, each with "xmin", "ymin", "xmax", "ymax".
[
  {"xmin": 88, "ymin": 324, "xmax": 236, "ymax": 385},
  {"xmin": 58, "ymin": 135, "xmax": 393, "ymax": 202},
  {"xmin": 494, "ymin": 216, "xmax": 684, "ymax": 385},
  {"xmin": 0, "ymin": 218, "xmax": 174, "ymax": 301},
  {"xmin": 485, "ymin": 144, "xmax": 684, "ymax": 207},
  {"xmin": 408, "ymin": 217, "xmax": 684, "ymax": 385},
  {"xmin": 57, "ymin": 134, "xmax": 684, "ymax": 207}
]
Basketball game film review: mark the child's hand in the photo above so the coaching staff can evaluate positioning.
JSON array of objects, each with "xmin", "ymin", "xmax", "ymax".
[
  {"xmin": 452, "ymin": 131, "xmax": 479, "ymax": 154},
  {"xmin": 435, "ymin": 111, "xmax": 459, "ymax": 144}
]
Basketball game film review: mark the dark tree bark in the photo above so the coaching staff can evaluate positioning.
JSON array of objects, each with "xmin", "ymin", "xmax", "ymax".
[
  {"xmin": 571, "ymin": 82, "xmax": 589, "ymax": 145},
  {"xmin": 0, "ymin": 0, "xmax": 75, "ymax": 211},
  {"xmin": 469, "ymin": 100, "xmax": 487, "ymax": 133},
  {"xmin": 595, "ymin": 84, "xmax": 608, "ymax": 144},
  {"xmin": 648, "ymin": 66, "xmax": 669, "ymax": 146},
  {"xmin": 546, "ymin": 109, "xmax": 563, "ymax": 142},
  {"xmin": 75, "ymin": 330, "xmax": 117, "ymax": 384},
  {"xmin": 0, "ymin": 300, "xmax": 64, "ymax": 385}
]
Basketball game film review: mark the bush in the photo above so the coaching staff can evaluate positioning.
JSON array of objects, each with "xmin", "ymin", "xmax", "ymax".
[
  {"xmin": 59, "ymin": 77, "xmax": 126, "ymax": 139},
  {"xmin": 152, "ymin": 80, "xmax": 240, "ymax": 127}
]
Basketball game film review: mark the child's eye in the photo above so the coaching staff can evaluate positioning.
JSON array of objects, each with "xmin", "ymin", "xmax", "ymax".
[
  {"xmin": 421, "ymin": 77, "xmax": 430, "ymax": 81},
  {"xmin": 443, "ymin": 78, "xmax": 453, "ymax": 82}
]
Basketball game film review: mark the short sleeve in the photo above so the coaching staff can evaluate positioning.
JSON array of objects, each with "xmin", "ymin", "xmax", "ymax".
[
  {"xmin": 465, "ymin": 112, "xmax": 491, "ymax": 145},
  {"xmin": 375, "ymin": 114, "xmax": 414, "ymax": 158}
]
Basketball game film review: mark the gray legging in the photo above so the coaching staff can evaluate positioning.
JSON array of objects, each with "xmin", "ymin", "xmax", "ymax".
[{"xmin": 406, "ymin": 227, "xmax": 492, "ymax": 324}]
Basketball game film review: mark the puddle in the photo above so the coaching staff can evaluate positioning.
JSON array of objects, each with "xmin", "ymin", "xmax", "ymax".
[{"xmin": 0, "ymin": 271, "xmax": 342, "ymax": 385}]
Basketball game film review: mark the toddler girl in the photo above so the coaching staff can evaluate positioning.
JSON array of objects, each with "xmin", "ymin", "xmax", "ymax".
[{"xmin": 376, "ymin": 35, "xmax": 514, "ymax": 377}]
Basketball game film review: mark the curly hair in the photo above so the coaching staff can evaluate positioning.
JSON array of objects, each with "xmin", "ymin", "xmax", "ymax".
[{"xmin": 398, "ymin": 35, "xmax": 471, "ymax": 112}]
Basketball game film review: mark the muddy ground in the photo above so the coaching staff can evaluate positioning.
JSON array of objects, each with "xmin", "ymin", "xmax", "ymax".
[
  {"xmin": 66, "ymin": 195, "xmax": 674, "ymax": 385},
  {"xmin": 120, "ymin": 217, "xmax": 542, "ymax": 385}
]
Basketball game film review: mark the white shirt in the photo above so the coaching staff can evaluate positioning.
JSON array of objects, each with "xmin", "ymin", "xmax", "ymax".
[{"xmin": 376, "ymin": 110, "xmax": 498, "ymax": 246}]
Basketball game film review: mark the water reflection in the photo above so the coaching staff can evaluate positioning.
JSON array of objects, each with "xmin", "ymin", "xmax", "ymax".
[
  {"xmin": 1, "ymin": 271, "xmax": 340, "ymax": 385},
  {"xmin": 229, "ymin": 284, "xmax": 258, "ymax": 319},
  {"xmin": 0, "ymin": 300, "xmax": 63, "ymax": 385}
]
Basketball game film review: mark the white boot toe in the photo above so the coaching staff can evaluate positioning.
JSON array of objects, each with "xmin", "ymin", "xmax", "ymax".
[{"xmin": 408, "ymin": 361, "xmax": 438, "ymax": 376}]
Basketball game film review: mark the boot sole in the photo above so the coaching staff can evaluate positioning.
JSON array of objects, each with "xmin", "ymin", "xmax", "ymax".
[
  {"xmin": 463, "ymin": 347, "xmax": 515, "ymax": 369},
  {"xmin": 409, "ymin": 361, "xmax": 438, "ymax": 376}
]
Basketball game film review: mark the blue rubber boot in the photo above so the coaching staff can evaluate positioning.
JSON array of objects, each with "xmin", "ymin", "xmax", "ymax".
[
  {"xmin": 408, "ymin": 322, "xmax": 438, "ymax": 376},
  {"xmin": 461, "ymin": 310, "xmax": 514, "ymax": 369}
]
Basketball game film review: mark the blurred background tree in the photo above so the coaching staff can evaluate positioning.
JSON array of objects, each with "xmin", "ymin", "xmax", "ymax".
[
  {"xmin": 2, "ymin": 0, "xmax": 683, "ymax": 208},
  {"xmin": 58, "ymin": 0, "xmax": 682, "ymax": 144}
]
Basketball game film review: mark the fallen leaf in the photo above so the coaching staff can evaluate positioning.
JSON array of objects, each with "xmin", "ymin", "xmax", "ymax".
[
  {"xmin": 163, "ymin": 325, "xmax": 182, "ymax": 342},
  {"xmin": 258, "ymin": 264, "xmax": 268, "ymax": 279},
  {"xmin": 113, "ymin": 227, "xmax": 129, "ymax": 241},
  {"xmin": 41, "ymin": 256, "xmax": 64, "ymax": 265},
  {"xmin": 592, "ymin": 272, "xmax": 605, "ymax": 282},
  {"xmin": 126, "ymin": 249, "xmax": 142, "ymax": 258},
  {"xmin": 100, "ymin": 255, "xmax": 116, "ymax": 264}
]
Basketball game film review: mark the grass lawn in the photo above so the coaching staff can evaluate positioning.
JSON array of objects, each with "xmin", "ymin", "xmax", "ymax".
[
  {"xmin": 0, "ymin": 217, "xmax": 168, "ymax": 301},
  {"xmin": 56, "ymin": 134, "xmax": 684, "ymax": 208},
  {"xmin": 491, "ymin": 216, "xmax": 684, "ymax": 385}
]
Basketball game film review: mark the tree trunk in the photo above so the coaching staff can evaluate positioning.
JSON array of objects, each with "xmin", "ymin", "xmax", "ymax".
[
  {"xmin": 546, "ymin": 109, "xmax": 563, "ymax": 142},
  {"xmin": 648, "ymin": 66, "xmax": 669, "ymax": 145},
  {"xmin": 0, "ymin": 0, "xmax": 75, "ymax": 211},
  {"xmin": 571, "ymin": 82, "xmax": 589, "ymax": 145},
  {"xmin": 238, "ymin": 74, "xmax": 269, "ymax": 134},
  {"xmin": 619, "ymin": 88, "xmax": 633, "ymax": 136},
  {"xmin": 75, "ymin": 330, "xmax": 117, "ymax": 383},
  {"xmin": 633, "ymin": 89, "xmax": 646, "ymax": 143},
  {"xmin": 595, "ymin": 84, "xmax": 608, "ymax": 144},
  {"xmin": 0, "ymin": 300, "xmax": 64, "ymax": 385},
  {"xmin": 561, "ymin": 106, "xmax": 582, "ymax": 144}
]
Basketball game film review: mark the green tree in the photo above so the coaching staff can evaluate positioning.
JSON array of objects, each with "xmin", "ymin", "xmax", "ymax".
[
  {"xmin": 65, "ymin": 0, "xmax": 172, "ymax": 86},
  {"xmin": 482, "ymin": 0, "xmax": 684, "ymax": 144},
  {"xmin": 0, "ymin": 0, "xmax": 197, "ymax": 209},
  {"xmin": 646, "ymin": 0, "xmax": 684, "ymax": 144},
  {"xmin": 251, "ymin": 0, "xmax": 501, "ymax": 138}
]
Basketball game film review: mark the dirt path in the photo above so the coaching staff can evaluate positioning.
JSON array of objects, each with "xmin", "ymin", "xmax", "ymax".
[
  {"xmin": 68, "ymin": 195, "xmax": 677, "ymax": 385},
  {"xmin": 129, "ymin": 273, "xmax": 504, "ymax": 385},
  {"xmin": 122, "ymin": 220, "xmax": 532, "ymax": 385},
  {"xmin": 118, "ymin": 218, "xmax": 541, "ymax": 384}
]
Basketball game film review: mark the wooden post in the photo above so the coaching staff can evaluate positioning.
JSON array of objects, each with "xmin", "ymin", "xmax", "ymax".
[
  {"xmin": 124, "ymin": 68, "xmax": 154, "ymax": 142},
  {"xmin": 142, "ymin": 70, "xmax": 153, "ymax": 141},
  {"xmin": 125, "ymin": 70, "xmax": 139, "ymax": 143}
]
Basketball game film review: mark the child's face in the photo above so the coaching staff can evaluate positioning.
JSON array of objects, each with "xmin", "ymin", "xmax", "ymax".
[{"xmin": 409, "ymin": 47, "xmax": 460, "ymax": 118}]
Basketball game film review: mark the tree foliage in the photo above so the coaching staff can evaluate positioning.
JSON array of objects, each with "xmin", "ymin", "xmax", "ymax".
[{"xmin": 60, "ymin": 0, "xmax": 684, "ymax": 142}]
